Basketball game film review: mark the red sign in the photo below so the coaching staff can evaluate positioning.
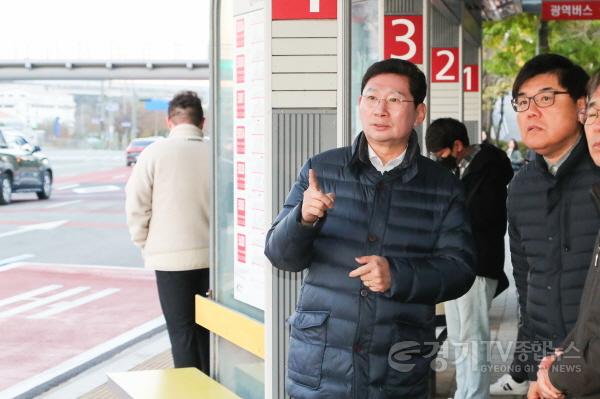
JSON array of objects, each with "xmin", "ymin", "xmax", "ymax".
[
  {"xmin": 236, "ymin": 162, "xmax": 246, "ymax": 191},
  {"xmin": 384, "ymin": 15, "xmax": 423, "ymax": 64},
  {"xmin": 431, "ymin": 48, "xmax": 459, "ymax": 83},
  {"xmin": 542, "ymin": 1, "xmax": 599, "ymax": 20},
  {"xmin": 237, "ymin": 198, "xmax": 246, "ymax": 227},
  {"xmin": 236, "ymin": 126, "xmax": 245, "ymax": 155},
  {"xmin": 236, "ymin": 18, "xmax": 244, "ymax": 47},
  {"xmin": 272, "ymin": 0, "xmax": 336, "ymax": 20},
  {"xmin": 236, "ymin": 55, "xmax": 245, "ymax": 84},
  {"xmin": 463, "ymin": 64, "xmax": 479, "ymax": 92},
  {"xmin": 236, "ymin": 90, "xmax": 245, "ymax": 119},
  {"xmin": 237, "ymin": 234, "xmax": 247, "ymax": 263}
]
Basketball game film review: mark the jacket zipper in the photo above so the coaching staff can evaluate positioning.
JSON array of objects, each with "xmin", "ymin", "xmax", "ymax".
[{"xmin": 595, "ymin": 246, "xmax": 600, "ymax": 268}]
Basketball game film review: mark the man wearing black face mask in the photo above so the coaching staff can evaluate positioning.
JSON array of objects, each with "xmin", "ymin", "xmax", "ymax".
[
  {"xmin": 434, "ymin": 152, "xmax": 459, "ymax": 174},
  {"xmin": 426, "ymin": 117, "xmax": 514, "ymax": 399}
]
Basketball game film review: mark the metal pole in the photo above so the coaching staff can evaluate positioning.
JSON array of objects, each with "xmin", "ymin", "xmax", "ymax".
[{"xmin": 537, "ymin": 19, "xmax": 549, "ymax": 54}]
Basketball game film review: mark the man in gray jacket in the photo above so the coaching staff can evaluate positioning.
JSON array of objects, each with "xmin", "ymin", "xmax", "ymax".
[{"xmin": 126, "ymin": 91, "xmax": 210, "ymax": 372}]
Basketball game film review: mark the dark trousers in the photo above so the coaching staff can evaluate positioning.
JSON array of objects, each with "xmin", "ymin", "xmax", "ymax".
[
  {"xmin": 155, "ymin": 268, "xmax": 210, "ymax": 373},
  {"xmin": 509, "ymin": 326, "xmax": 529, "ymax": 383}
]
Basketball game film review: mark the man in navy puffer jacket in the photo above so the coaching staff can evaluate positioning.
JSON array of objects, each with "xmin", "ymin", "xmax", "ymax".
[{"xmin": 265, "ymin": 58, "xmax": 476, "ymax": 399}]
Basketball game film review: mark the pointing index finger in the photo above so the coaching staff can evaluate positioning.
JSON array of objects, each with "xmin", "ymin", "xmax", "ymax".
[
  {"xmin": 308, "ymin": 169, "xmax": 321, "ymax": 192},
  {"xmin": 349, "ymin": 264, "xmax": 371, "ymax": 278}
]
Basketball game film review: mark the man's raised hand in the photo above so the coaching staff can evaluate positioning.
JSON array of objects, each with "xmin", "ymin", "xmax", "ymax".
[{"xmin": 301, "ymin": 169, "xmax": 335, "ymax": 224}]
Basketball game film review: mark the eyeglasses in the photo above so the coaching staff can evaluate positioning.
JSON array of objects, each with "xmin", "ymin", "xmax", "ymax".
[
  {"xmin": 361, "ymin": 94, "xmax": 414, "ymax": 110},
  {"xmin": 584, "ymin": 107, "xmax": 600, "ymax": 125},
  {"xmin": 511, "ymin": 90, "xmax": 570, "ymax": 112}
]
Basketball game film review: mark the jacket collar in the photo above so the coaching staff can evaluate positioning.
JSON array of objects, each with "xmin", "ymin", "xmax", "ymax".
[
  {"xmin": 168, "ymin": 123, "xmax": 204, "ymax": 139},
  {"xmin": 532, "ymin": 130, "xmax": 586, "ymax": 179},
  {"xmin": 349, "ymin": 130, "xmax": 420, "ymax": 182},
  {"xmin": 461, "ymin": 143, "xmax": 513, "ymax": 183}
]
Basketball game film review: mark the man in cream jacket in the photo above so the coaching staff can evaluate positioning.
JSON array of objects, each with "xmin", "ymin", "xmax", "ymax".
[{"xmin": 125, "ymin": 91, "xmax": 210, "ymax": 372}]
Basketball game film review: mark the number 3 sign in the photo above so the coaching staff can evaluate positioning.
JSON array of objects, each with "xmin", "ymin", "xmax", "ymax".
[
  {"xmin": 431, "ymin": 48, "xmax": 459, "ymax": 83},
  {"xmin": 384, "ymin": 15, "xmax": 423, "ymax": 64}
]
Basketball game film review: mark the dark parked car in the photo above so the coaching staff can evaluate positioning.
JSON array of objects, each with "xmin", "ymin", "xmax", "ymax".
[
  {"xmin": 0, "ymin": 130, "xmax": 53, "ymax": 205},
  {"xmin": 125, "ymin": 136, "xmax": 163, "ymax": 166}
]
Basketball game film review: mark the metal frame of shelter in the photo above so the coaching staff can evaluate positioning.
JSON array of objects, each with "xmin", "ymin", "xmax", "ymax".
[{"xmin": 0, "ymin": 60, "xmax": 209, "ymax": 80}]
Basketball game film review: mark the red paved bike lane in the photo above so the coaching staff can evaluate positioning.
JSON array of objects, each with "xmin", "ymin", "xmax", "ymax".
[{"xmin": 0, "ymin": 262, "xmax": 163, "ymax": 397}]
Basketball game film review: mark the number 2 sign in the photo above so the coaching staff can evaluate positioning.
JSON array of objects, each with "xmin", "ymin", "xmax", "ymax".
[
  {"xmin": 431, "ymin": 48, "xmax": 459, "ymax": 83},
  {"xmin": 384, "ymin": 15, "xmax": 423, "ymax": 64}
]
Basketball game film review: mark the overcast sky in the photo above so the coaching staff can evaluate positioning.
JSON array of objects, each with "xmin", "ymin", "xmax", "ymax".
[{"xmin": 0, "ymin": 0, "xmax": 210, "ymax": 61}]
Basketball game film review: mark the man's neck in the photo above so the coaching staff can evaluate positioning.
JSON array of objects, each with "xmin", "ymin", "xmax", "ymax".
[
  {"xmin": 368, "ymin": 141, "xmax": 408, "ymax": 166},
  {"xmin": 543, "ymin": 133, "xmax": 581, "ymax": 166}
]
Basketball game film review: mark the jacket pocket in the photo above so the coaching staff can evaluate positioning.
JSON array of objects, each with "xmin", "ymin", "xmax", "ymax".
[
  {"xmin": 287, "ymin": 310, "xmax": 330, "ymax": 389},
  {"xmin": 383, "ymin": 320, "xmax": 434, "ymax": 395}
]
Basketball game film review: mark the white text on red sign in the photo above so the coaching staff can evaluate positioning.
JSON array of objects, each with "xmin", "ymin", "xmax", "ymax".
[
  {"xmin": 272, "ymin": 0, "xmax": 336, "ymax": 20},
  {"xmin": 431, "ymin": 48, "xmax": 459, "ymax": 83},
  {"xmin": 384, "ymin": 15, "xmax": 423, "ymax": 64}
]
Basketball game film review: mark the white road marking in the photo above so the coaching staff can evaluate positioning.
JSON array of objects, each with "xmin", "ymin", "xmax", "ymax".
[
  {"xmin": 0, "ymin": 286, "xmax": 90, "ymax": 318},
  {"xmin": 1, "ymin": 261, "xmax": 149, "ymax": 271},
  {"xmin": 55, "ymin": 184, "xmax": 80, "ymax": 191},
  {"xmin": 73, "ymin": 185, "xmax": 121, "ymax": 194},
  {"xmin": 44, "ymin": 200, "xmax": 82, "ymax": 209},
  {"xmin": 0, "ymin": 220, "xmax": 69, "ymax": 239},
  {"xmin": 0, "ymin": 284, "xmax": 63, "ymax": 308},
  {"xmin": 0, "ymin": 254, "xmax": 35, "ymax": 266},
  {"xmin": 28, "ymin": 288, "xmax": 121, "ymax": 319}
]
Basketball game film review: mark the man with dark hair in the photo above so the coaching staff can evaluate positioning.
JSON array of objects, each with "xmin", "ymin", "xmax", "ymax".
[
  {"xmin": 126, "ymin": 90, "xmax": 211, "ymax": 372},
  {"xmin": 426, "ymin": 117, "xmax": 513, "ymax": 399},
  {"xmin": 500, "ymin": 53, "xmax": 600, "ymax": 398},
  {"xmin": 167, "ymin": 91, "xmax": 205, "ymax": 126},
  {"xmin": 265, "ymin": 58, "xmax": 475, "ymax": 398},
  {"xmin": 534, "ymin": 68, "xmax": 600, "ymax": 399}
]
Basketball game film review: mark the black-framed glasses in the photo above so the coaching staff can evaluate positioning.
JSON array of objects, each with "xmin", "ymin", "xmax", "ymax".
[
  {"xmin": 584, "ymin": 107, "xmax": 600, "ymax": 125},
  {"xmin": 361, "ymin": 94, "xmax": 414, "ymax": 109},
  {"xmin": 511, "ymin": 90, "xmax": 570, "ymax": 112}
]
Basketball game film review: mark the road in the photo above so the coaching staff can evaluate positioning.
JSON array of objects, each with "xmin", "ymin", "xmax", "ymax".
[
  {"xmin": 0, "ymin": 148, "xmax": 143, "ymax": 267},
  {"xmin": 0, "ymin": 148, "xmax": 165, "ymax": 399}
]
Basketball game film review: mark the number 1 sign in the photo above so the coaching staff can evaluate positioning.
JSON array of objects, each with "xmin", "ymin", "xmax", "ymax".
[
  {"xmin": 272, "ymin": 0, "xmax": 337, "ymax": 19},
  {"xmin": 463, "ymin": 64, "xmax": 479, "ymax": 92}
]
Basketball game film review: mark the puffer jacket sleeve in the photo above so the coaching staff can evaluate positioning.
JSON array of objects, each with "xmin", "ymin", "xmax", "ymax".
[
  {"xmin": 507, "ymin": 190, "xmax": 537, "ymax": 380},
  {"xmin": 549, "ymin": 336, "xmax": 600, "ymax": 396},
  {"xmin": 264, "ymin": 160, "xmax": 323, "ymax": 272},
  {"xmin": 384, "ymin": 180, "xmax": 475, "ymax": 304}
]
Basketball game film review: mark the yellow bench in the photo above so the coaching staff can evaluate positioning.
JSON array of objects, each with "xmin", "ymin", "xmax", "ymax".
[
  {"xmin": 107, "ymin": 295, "xmax": 264, "ymax": 398},
  {"xmin": 194, "ymin": 295, "xmax": 265, "ymax": 359},
  {"xmin": 108, "ymin": 368, "xmax": 240, "ymax": 399}
]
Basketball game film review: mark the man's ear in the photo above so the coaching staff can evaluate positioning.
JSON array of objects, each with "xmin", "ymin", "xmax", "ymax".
[
  {"xmin": 576, "ymin": 97, "xmax": 587, "ymax": 123},
  {"xmin": 166, "ymin": 117, "xmax": 175, "ymax": 129},
  {"xmin": 414, "ymin": 103, "xmax": 427, "ymax": 126}
]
